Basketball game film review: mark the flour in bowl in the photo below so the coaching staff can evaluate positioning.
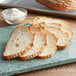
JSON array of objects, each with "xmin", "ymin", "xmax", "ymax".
[{"xmin": 2, "ymin": 8, "xmax": 27, "ymax": 24}]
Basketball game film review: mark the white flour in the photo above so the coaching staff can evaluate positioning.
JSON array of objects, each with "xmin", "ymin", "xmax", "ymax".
[{"xmin": 2, "ymin": 8, "xmax": 25, "ymax": 20}]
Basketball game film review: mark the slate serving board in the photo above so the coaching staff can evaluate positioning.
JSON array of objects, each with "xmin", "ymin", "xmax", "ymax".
[
  {"xmin": 0, "ymin": 24, "xmax": 76, "ymax": 76},
  {"xmin": 0, "ymin": 0, "xmax": 76, "ymax": 18}
]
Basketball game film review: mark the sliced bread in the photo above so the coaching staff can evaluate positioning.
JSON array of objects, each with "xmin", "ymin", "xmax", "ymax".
[
  {"xmin": 30, "ymin": 16, "xmax": 70, "ymax": 28},
  {"xmin": 44, "ymin": 27, "xmax": 69, "ymax": 50},
  {"xmin": 3, "ymin": 26, "xmax": 34, "ymax": 59},
  {"xmin": 38, "ymin": 22, "xmax": 73, "ymax": 41},
  {"xmin": 38, "ymin": 31, "xmax": 57, "ymax": 59},
  {"xmin": 20, "ymin": 32, "xmax": 46, "ymax": 60},
  {"xmin": 30, "ymin": 26, "xmax": 70, "ymax": 50}
]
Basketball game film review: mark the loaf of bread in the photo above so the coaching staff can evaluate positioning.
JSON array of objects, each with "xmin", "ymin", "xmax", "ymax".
[
  {"xmin": 3, "ymin": 26, "xmax": 34, "ymax": 59},
  {"xmin": 36, "ymin": 0, "xmax": 76, "ymax": 11}
]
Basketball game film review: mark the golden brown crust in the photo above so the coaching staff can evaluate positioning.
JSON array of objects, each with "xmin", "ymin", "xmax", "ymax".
[
  {"xmin": 57, "ymin": 42, "xmax": 69, "ymax": 50},
  {"xmin": 3, "ymin": 26, "xmax": 34, "ymax": 60},
  {"xmin": 36, "ymin": 0, "xmax": 76, "ymax": 11},
  {"xmin": 4, "ymin": 44, "xmax": 32, "ymax": 60}
]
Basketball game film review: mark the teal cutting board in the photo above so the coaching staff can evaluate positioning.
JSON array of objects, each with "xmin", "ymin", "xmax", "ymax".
[{"xmin": 0, "ymin": 24, "xmax": 76, "ymax": 76}]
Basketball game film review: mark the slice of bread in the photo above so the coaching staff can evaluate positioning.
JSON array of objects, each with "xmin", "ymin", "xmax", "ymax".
[
  {"xmin": 44, "ymin": 27, "xmax": 69, "ymax": 50},
  {"xmin": 3, "ymin": 26, "xmax": 34, "ymax": 59},
  {"xmin": 20, "ymin": 32, "xmax": 46, "ymax": 60},
  {"xmin": 38, "ymin": 22, "xmax": 73, "ymax": 41},
  {"xmin": 30, "ymin": 16, "xmax": 70, "ymax": 28},
  {"xmin": 30, "ymin": 26, "xmax": 70, "ymax": 50},
  {"xmin": 38, "ymin": 31, "xmax": 57, "ymax": 59}
]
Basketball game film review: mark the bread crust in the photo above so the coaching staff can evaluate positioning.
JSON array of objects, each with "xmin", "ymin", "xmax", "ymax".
[
  {"xmin": 20, "ymin": 43, "xmax": 46, "ymax": 60},
  {"xmin": 57, "ymin": 42, "xmax": 69, "ymax": 50},
  {"xmin": 3, "ymin": 26, "xmax": 34, "ymax": 60},
  {"xmin": 36, "ymin": 0, "xmax": 76, "ymax": 11}
]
